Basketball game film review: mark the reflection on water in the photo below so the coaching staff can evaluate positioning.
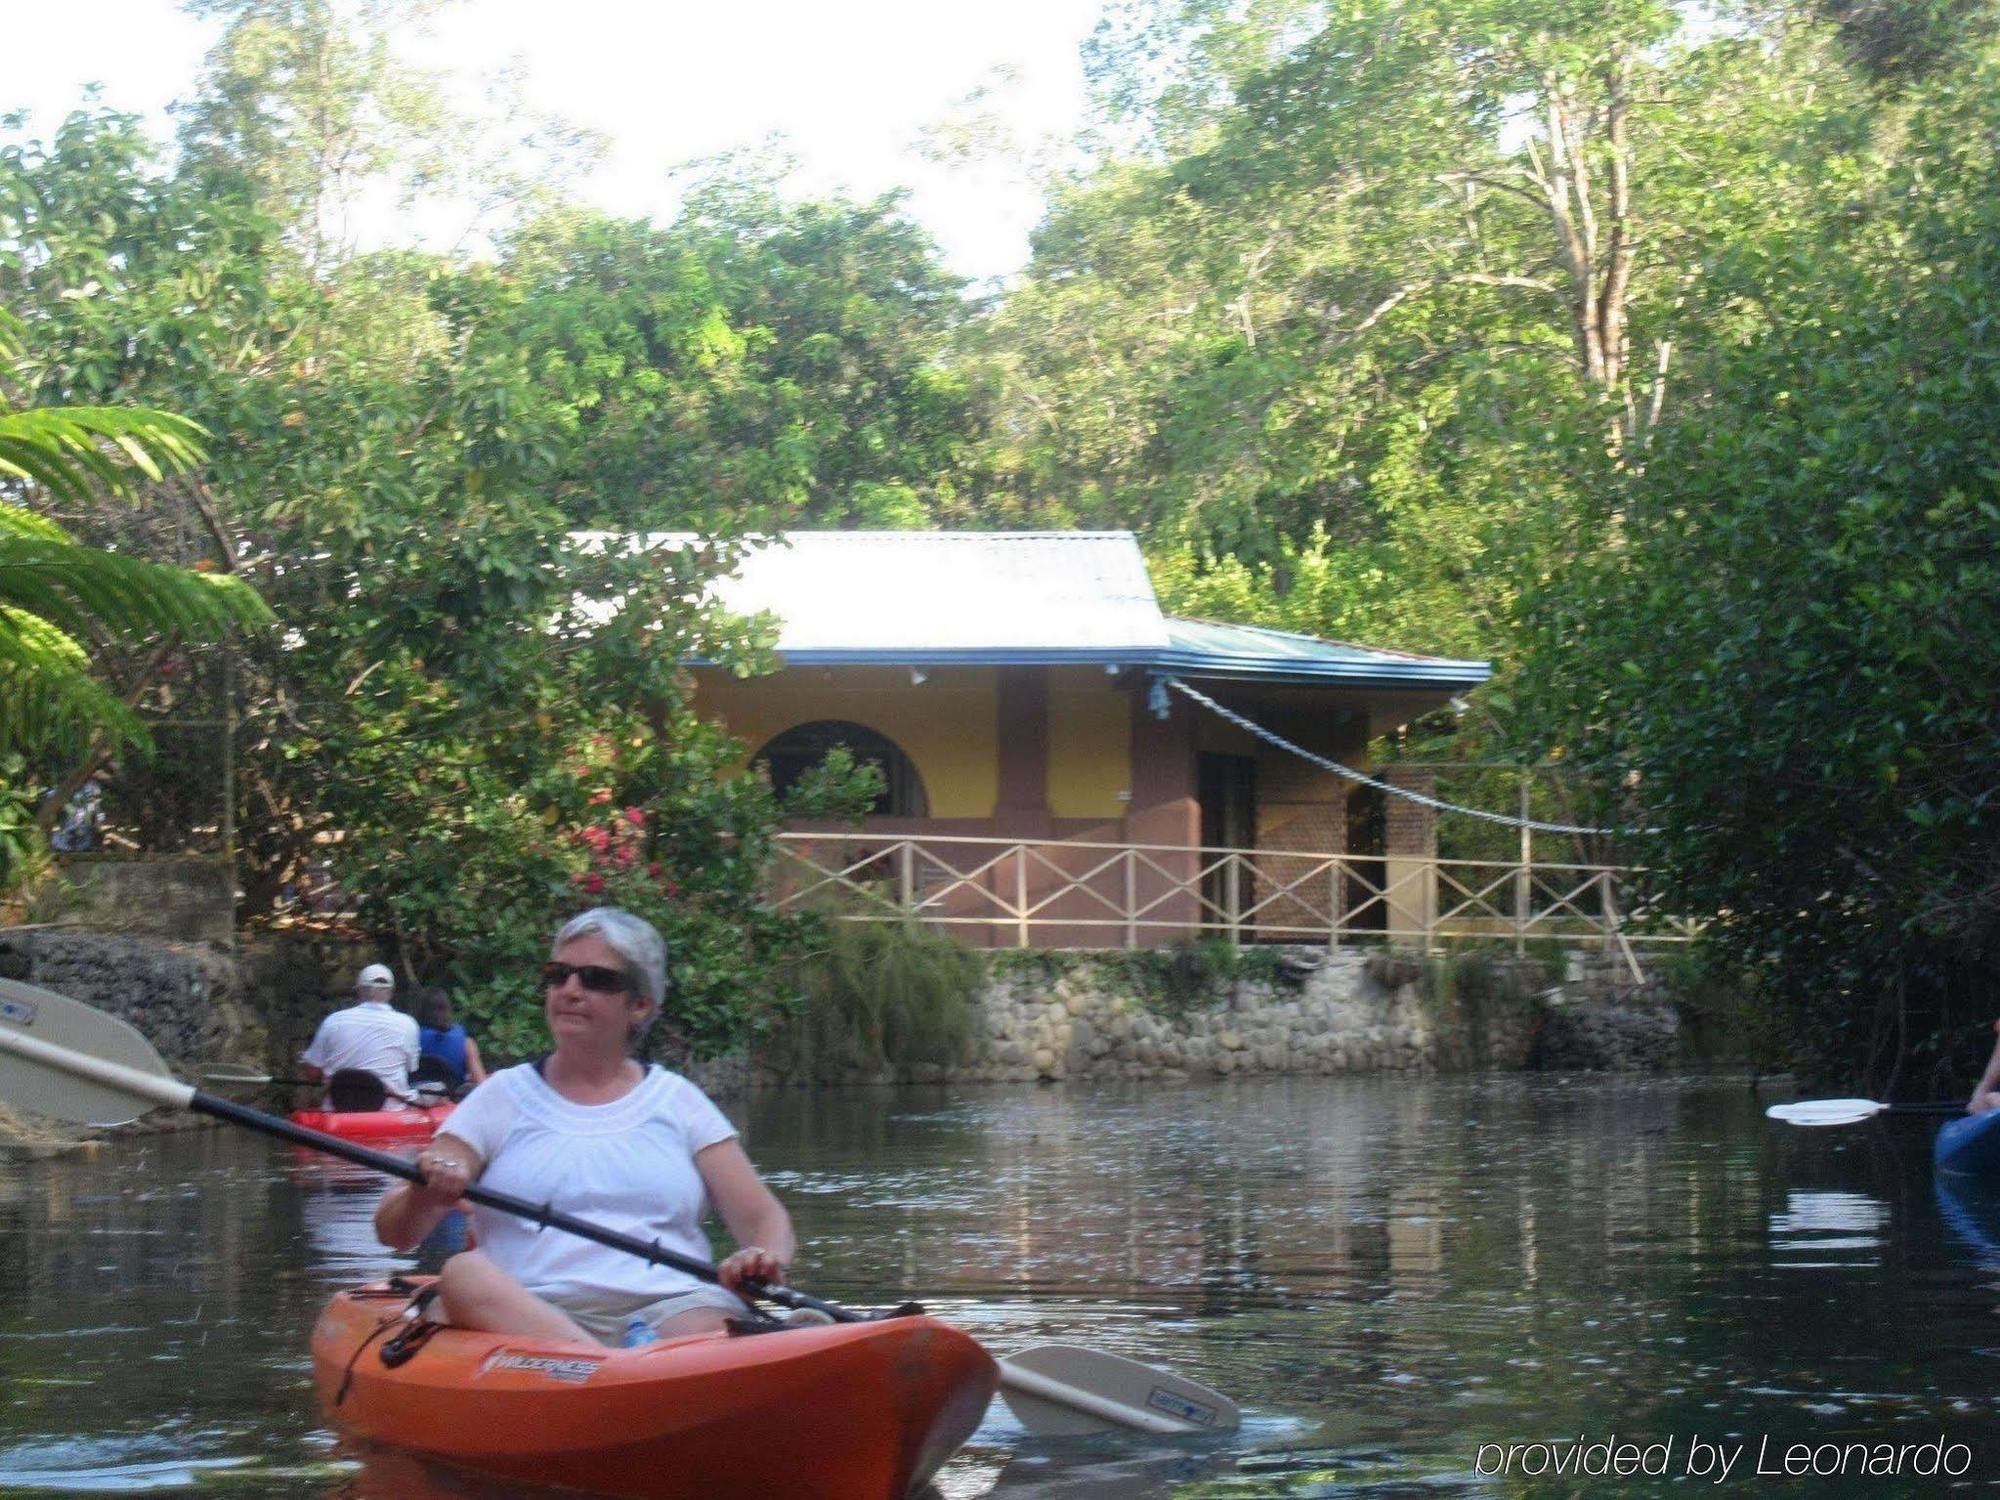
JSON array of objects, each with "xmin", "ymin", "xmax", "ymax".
[
  {"xmin": 284, "ymin": 1150, "xmax": 466, "ymax": 1282},
  {"xmin": 0, "ymin": 1074, "xmax": 1996, "ymax": 1496},
  {"xmin": 1767, "ymin": 1190, "xmax": 1890, "ymax": 1269}
]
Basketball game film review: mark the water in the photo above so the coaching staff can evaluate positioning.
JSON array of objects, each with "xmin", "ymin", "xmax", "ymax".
[{"xmin": 0, "ymin": 1073, "xmax": 1995, "ymax": 1497}]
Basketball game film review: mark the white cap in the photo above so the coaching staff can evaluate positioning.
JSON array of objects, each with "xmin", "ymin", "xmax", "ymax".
[{"xmin": 356, "ymin": 963, "xmax": 395, "ymax": 992}]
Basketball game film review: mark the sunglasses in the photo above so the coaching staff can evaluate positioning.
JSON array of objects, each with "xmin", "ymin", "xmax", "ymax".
[{"xmin": 539, "ymin": 961, "xmax": 635, "ymax": 995}]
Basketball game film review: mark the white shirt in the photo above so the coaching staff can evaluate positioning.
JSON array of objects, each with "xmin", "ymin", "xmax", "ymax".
[
  {"xmin": 300, "ymin": 999, "xmax": 420, "ymax": 1108},
  {"xmin": 441, "ymin": 1062, "xmax": 739, "ymax": 1302}
]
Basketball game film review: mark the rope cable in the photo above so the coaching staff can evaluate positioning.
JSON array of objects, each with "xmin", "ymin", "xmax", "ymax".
[{"xmin": 1162, "ymin": 676, "xmax": 1620, "ymax": 837}]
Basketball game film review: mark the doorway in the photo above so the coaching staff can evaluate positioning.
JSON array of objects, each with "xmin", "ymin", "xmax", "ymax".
[{"xmin": 1198, "ymin": 753, "xmax": 1256, "ymax": 929}]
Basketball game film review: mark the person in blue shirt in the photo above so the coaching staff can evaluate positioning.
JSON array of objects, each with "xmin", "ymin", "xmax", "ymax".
[
  {"xmin": 1967, "ymin": 1019, "xmax": 2000, "ymax": 1115},
  {"xmin": 415, "ymin": 987, "xmax": 487, "ymax": 1092}
]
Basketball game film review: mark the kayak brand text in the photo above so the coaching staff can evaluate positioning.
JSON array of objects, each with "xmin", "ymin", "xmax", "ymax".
[{"xmin": 476, "ymin": 1350, "xmax": 605, "ymax": 1384}]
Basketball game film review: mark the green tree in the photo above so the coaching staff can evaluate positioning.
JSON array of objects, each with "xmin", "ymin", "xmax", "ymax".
[
  {"xmin": 980, "ymin": 0, "xmax": 1875, "ymax": 674},
  {"xmin": 0, "ymin": 0, "xmax": 972, "ymax": 1052},
  {"xmin": 491, "ymin": 173, "xmax": 986, "ymax": 532},
  {"xmin": 0, "ymin": 310, "xmax": 268, "ymax": 762},
  {"xmin": 1518, "ymin": 47, "xmax": 2000, "ymax": 1090},
  {"xmin": 0, "ymin": 309, "xmax": 269, "ymax": 893}
]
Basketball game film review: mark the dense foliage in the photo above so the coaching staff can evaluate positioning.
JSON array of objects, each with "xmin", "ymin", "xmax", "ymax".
[
  {"xmin": 982, "ymin": 0, "xmax": 1875, "ymax": 660},
  {"xmin": 0, "ymin": 6, "xmax": 925, "ymax": 1052},
  {"xmin": 1521, "ymin": 54, "xmax": 2000, "ymax": 1090},
  {"xmin": 767, "ymin": 918, "xmax": 984, "ymax": 1080}
]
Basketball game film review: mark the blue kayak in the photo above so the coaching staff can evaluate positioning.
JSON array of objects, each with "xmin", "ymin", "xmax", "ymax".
[
  {"xmin": 1935, "ymin": 1111, "xmax": 2000, "ymax": 1176},
  {"xmin": 1936, "ymin": 1174, "xmax": 2000, "ymax": 1265}
]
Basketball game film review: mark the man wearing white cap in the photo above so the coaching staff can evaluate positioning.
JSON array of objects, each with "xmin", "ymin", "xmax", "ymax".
[{"xmin": 300, "ymin": 963, "xmax": 421, "ymax": 1111}]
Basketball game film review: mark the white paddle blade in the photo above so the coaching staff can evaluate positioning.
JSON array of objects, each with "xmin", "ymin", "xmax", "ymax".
[
  {"xmin": 998, "ymin": 1345, "xmax": 1239, "ymax": 1436},
  {"xmin": 0, "ymin": 979, "xmax": 181, "ymax": 1126},
  {"xmin": 1764, "ymin": 1098, "xmax": 1889, "ymax": 1127}
]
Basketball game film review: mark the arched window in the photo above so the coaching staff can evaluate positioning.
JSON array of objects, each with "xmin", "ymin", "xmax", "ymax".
[{"xmin": 754, "ymin": 720, "xmax": 930, "ymax": 818}]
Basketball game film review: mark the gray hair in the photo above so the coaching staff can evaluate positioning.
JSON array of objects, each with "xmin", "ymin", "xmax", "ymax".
[{"xmin": 553, "ymin": 907, "xmax": 668, "ymax": 1014}]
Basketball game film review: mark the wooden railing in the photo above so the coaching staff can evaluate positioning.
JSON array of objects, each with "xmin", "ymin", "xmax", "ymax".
[{"xmin": 772, "ymin": 832, "xmax": 1696, "ymax": 969}]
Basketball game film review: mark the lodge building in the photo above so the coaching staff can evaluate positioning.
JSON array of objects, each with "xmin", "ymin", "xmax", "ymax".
[{"xmin": 686, "ymin": 532, "xmax": 1491, "ymax": 947}]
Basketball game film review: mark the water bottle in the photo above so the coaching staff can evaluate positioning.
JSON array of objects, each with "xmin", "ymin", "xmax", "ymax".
[{"xmin": 621, "ymin": 1315, "xmax": 659, "ymax": 1348}]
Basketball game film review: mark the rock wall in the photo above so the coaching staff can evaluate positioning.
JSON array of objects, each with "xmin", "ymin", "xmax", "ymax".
[
  {"xmin": 210, "ymin": 938, "xmax": 1675, "ymax": 1091},
  {"xmin": 749, "ymin": 948, "xmax": 1546, "ymax": 1087},
  {"xmin": 0, "ymin": 929, "xmax": 267, "ymax": 1073},
  {"xmin": 954, "ymin": 950, "xmax": 1460, "ymax": 1083},
  {"xmin": 748, "ymin": 945, "xmax": 1681, "ymax": 1087},
  {"xmin": 1, "ymin": 929, "xmax": 1683, "ymax": 1132},
  {"xmin": 47, "ymin": 857, "xmax": 236, "ymax": 948}
]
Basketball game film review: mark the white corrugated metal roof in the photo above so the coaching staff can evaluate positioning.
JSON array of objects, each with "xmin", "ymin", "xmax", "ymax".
[
  {"xmin": 689, "ymin": 531, "xmax": 1170, "ymax": 654},
  {"xmin": 590, "ymin": 529, "xmax": 1489, "ymax": 686}
]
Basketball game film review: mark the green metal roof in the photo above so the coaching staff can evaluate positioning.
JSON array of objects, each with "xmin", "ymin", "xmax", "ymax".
[{"xmin": 1157, "ymin": 618, "xmax": 1490, "ymax": 688}]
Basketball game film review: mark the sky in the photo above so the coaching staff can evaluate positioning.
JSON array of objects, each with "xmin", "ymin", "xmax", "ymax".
[{"xmin": 4, "ymin": 0, "xmax": 1108, "ymax": 285}]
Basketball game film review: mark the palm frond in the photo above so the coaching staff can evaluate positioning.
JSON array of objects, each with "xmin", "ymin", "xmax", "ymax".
[
  {"xmin": 0, "ymin": 537, "xmax": 271, "ymax": 643},
  {"xmin": 0, "ymin": 502, "xmax": 72, "ymax": 544},
  {"xmin": 0, "ymin": 334, "xmax": 266, "ymax": 767},
  {"xmin": 0, "ymin": 607, "xmax": 145, "ymax": 760},
  {"xmin": 0, "ymin": 407, "xmax": 211, "ymax": 504}
]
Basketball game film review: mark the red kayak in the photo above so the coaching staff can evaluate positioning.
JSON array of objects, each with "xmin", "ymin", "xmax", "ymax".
[
  {"xmin": 312, "ymin": 1280, "xmax": 998, "ymax": 1500},
  {"xmin": 290, "ymin": 1102, "xmax": 454, "ymax": 1141}
]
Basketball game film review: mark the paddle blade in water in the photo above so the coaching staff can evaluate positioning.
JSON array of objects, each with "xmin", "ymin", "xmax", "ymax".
[
  {"xmin": 1764, "ymin": 1099, "xmax": 1887, "ymax": 1127},
  {"xmin": 0, "ymin": 979, "xmax": 176, "ymax": 1126},
  {"xmin": 998, "ymin": 1344, "xmax": 1240, "ymax": 1435}
]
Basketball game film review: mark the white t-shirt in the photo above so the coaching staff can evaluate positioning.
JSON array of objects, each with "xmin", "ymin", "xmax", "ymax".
[
  {"xmin": 300, "ymin": 1000, "xmax": 420, "ymax": 1108},
  {"xmin": 441, "ymin": 1062, "xmax": 739, "ymax": 1303}
]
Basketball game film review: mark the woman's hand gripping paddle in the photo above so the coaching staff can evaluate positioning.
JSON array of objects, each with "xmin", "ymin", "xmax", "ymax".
[{"xmin": 0, "ymin": 977, "xmax": 1238, "ymax": 1436}]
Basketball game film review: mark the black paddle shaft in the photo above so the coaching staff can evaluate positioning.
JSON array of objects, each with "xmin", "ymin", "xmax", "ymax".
[{"xmin": 191, "ymin": 1091, "xmax": 862, "ymax": 1323}]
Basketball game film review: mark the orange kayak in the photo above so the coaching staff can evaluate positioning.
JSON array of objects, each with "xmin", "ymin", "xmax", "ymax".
[
  {"xmin": 290, "ymin": 1102, "xmax": 454, "ymax": 1140},
  {"xmin": 311, "ymin": 1280, "xmax": 999, "ymax": 1500}
]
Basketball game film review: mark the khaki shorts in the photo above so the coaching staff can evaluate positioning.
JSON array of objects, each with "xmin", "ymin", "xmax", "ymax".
[{"xmin": 561, "ymin": 1285, "xmax": 754, "ymax": 1346}]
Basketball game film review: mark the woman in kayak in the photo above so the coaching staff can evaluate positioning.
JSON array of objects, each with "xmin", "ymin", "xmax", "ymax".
[{"xmin": 373, "ymin": 907, "xmax": 796, "ymax": 1346}]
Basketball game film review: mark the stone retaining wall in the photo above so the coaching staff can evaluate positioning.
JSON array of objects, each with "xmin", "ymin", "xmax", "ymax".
[
  {"xmin": 1, "ymin": 933, "xmax": 1682, "ymax": 1138},
  {"xmin": 0, "ymin": 929, "xmax": 267, "ymax": 1074},
  {"xmin": 747, "ymin": 946, "xmax": 1679, "ymax": 1088},
  {"xmin": 47, "ymin": 857, "xmax": 236, "ymax": 947},
  {"xmin": 946, "ymin": 950, "xmax": 1466, "ymax": 1084}
]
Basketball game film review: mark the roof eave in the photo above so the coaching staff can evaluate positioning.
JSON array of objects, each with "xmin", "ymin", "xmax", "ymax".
[
  {"xmin": 1154, "ymin": 660, "xmax": 1493, "ymax": 689},
  {"xmin": 753, "ymin": 647, "xmax": 1152, "ymax": 669},
  {"xmin": 688, "ymin": 645, "xmax": 1492, "ymax": 688}
]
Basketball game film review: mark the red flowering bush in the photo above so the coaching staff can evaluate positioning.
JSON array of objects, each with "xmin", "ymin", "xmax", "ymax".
[
  {"xmin": 305, "ymin": 535, "xmax": 882, "ymax": 1062},
  {"xmin": 569, "ymin": 806, "xmax": 668, "ymax": 895},
  {"xmin": 345, "ymin": 697, "xmax": 877, "ymax": 1061}
]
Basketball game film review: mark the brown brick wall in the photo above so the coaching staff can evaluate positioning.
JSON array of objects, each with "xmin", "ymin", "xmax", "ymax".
[{"xmin": 1381, "ymin": 767, "xmax": 1438, "ymax": 859}]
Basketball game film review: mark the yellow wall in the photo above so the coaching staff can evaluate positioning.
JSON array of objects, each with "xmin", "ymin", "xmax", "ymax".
[
  {"xmin": 692, "ymin": 667, "xmax": 998, "ymax": 818},
  {"xmin": 1047, "ymin": 667, "xmax": 1132, "ymax": 820}
]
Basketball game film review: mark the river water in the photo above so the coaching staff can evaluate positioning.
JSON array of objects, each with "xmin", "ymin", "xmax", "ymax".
[{"xmin": 0, "ymin": 1073, "xmax": 1995, "ymax": 1497}]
